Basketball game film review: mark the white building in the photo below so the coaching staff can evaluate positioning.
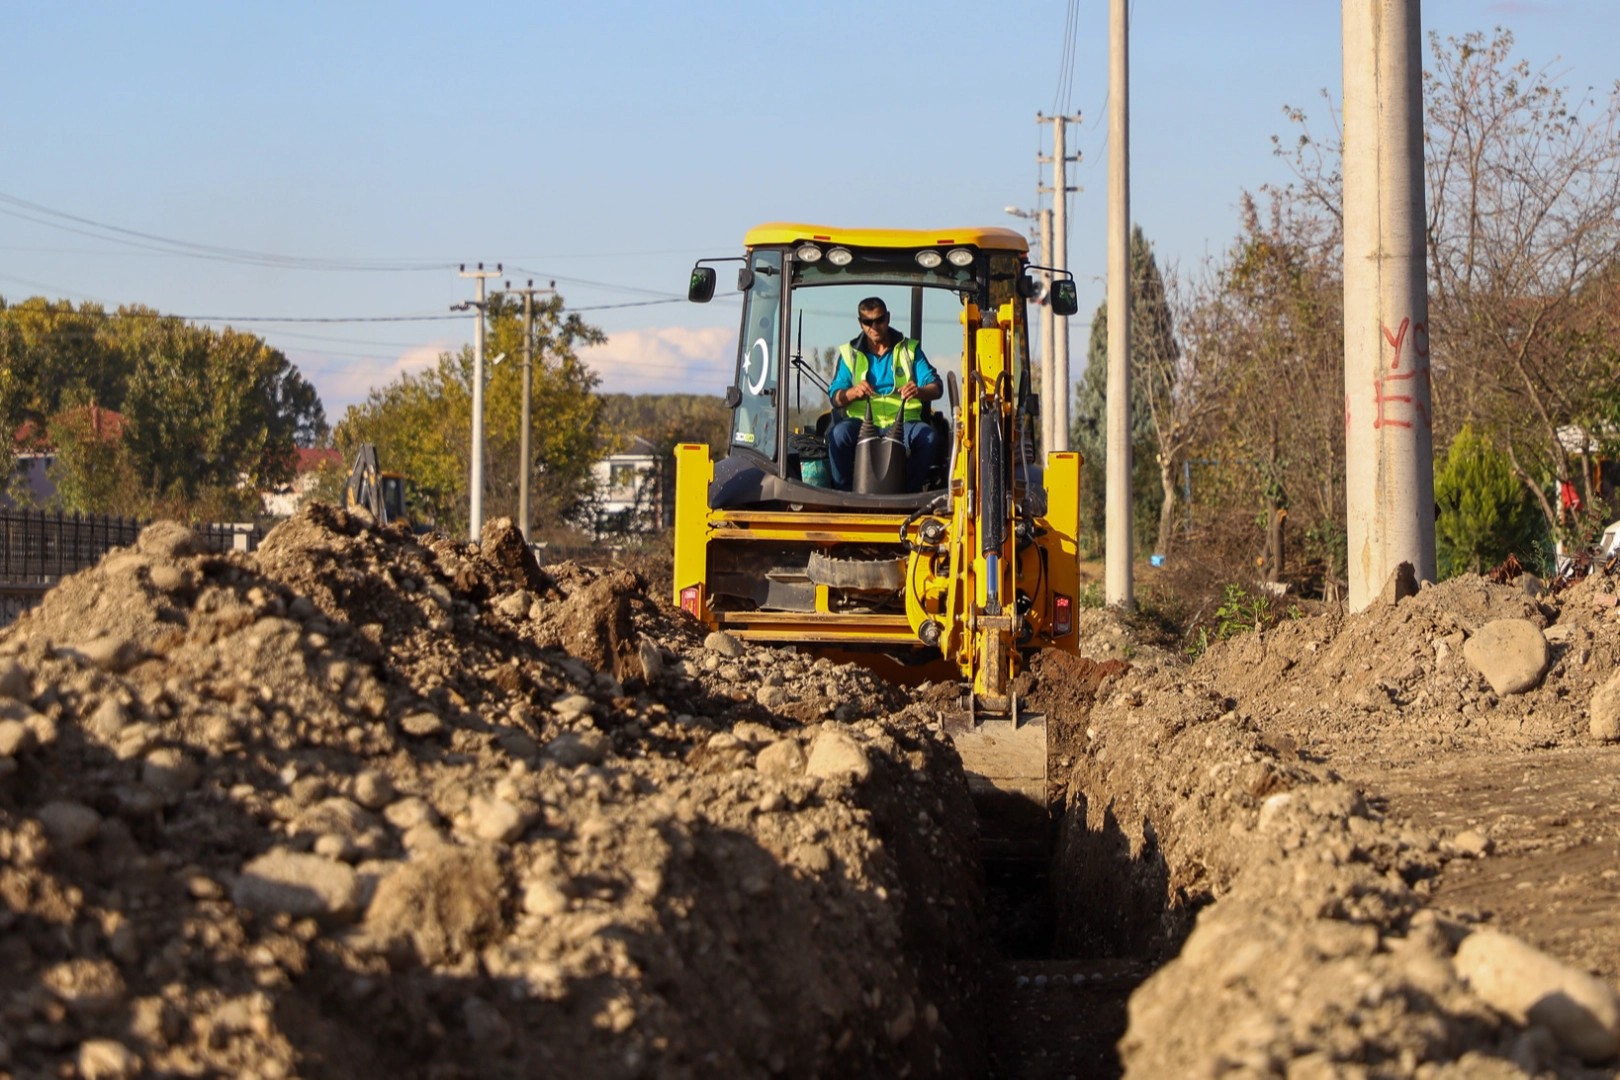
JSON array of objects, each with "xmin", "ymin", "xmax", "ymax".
[
  {"xmin": 261, "ymin": 448, "xmax": 344, "ymax": 517},
  {"xmin": 589, "ymin": 436, "xmax": 664, "ymax": 536}
]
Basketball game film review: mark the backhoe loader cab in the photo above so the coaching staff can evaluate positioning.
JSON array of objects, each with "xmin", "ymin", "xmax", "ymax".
[{"xmin": 686, "ymin": 224, "xmax": 1068, "ymax": 507}]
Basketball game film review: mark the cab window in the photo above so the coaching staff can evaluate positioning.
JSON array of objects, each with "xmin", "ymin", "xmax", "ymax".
[{"xmin": 731, "ymin": 250, "xmax": 782, "ymax": 460}]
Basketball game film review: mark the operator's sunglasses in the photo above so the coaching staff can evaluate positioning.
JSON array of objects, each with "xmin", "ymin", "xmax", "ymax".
[{"xmin": 859, "ymin": 313, "xmax": 890, "ymax": 327}]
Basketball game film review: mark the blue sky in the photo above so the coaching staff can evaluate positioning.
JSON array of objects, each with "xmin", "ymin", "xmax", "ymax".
[{"xmin": 3, "ymin": 1, "xmax": 1614, "ymax": 421}]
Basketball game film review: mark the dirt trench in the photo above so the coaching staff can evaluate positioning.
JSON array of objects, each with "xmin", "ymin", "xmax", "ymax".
[{"xmin": 3, "ymin": 507, "xmax": 1620, "ymax": 1078}]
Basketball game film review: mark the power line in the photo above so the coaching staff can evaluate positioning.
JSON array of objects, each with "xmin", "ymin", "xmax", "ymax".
[
  {"xmin": 1051, "ymin": 0, "xmax": 1079, "ymax": 116},
  {"xmin": 0, "ymin": 191, "xmax": 451, "ymax": 272},
  {"xmin": 504, "ymin": 265, "xmax": 685, "ymax": 300}
]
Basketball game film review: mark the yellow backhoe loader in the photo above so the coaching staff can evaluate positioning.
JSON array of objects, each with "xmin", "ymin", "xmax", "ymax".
[
  {"xmin": 673, "ymin": 223, "xmax": 1084, "ymax": 850},
  {"xmin": 345, "ymin": 444, "xmax": 411, "ymax": 528}
]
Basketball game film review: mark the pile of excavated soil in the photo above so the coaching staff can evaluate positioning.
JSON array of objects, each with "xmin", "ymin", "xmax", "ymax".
[
  {"xmin": 0, "ymin": 506, "xmax": 987, "ymax": 1078},
  {"xmin": 7, "ymin": 504, "xmax": 1620, "ymax": 1079},
  {"xmin": 1055, "ymin": 572, "xmax": 1620, "ymax": 1078}
]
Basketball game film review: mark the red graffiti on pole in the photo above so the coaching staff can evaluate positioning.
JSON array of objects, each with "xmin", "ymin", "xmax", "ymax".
[
  {"xmin": 1374, "ymin": 318, "xmax": 1432, "ymax": 430},
  {"xmin": 1381, "ymin": 316, "xmax": 1429, "ymax": 370}
]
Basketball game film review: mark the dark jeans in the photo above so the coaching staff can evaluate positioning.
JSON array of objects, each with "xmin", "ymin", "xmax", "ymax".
[{"xmin": 827, "ymin": 418, "xmax": 939, "ymax": 492}]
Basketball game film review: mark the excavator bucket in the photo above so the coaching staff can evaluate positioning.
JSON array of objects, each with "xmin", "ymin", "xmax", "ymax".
[{"xmin": 943, "ymin": 706, "xmax": 1049, "ymax": 859}]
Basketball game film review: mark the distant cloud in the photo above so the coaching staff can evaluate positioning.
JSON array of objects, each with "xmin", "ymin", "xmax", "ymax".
[
  {"xmin": 308, "ymin": 341, "xmax": 448, "ymax": 418},
  {"xmin": 304, "ymin": 324, "xmax": 736, "ymax": 420},
  {"xmin": 581, "ymin": 325, "xmax": 735, "ymax": 395}
]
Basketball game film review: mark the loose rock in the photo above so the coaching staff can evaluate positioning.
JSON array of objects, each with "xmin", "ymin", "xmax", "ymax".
[
  {"xmin": 1463, "ymin": 619, "xmax": 1550, "ymax": 696},
  {"xmin": 1455, "ymin": 929, "xmax": 1620, "ymax": 1064},
  {"xmin": 233, "ymin": 848, "xmax": 363, "ymax": 920}
]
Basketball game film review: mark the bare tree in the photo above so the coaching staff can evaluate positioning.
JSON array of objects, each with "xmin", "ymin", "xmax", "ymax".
[
  {"xmin": 1179, "ymin": 194, "xmax": 1347, "ymax": 579},
  {"xmin": 1423, "ymin": 28, "xmax": 1620, "ymax": 537}
]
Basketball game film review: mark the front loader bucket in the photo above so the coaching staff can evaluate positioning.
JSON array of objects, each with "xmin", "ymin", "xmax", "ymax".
[{"xmin": 943, "ymin": 710, "xmax": 1049, "ymax": 859}]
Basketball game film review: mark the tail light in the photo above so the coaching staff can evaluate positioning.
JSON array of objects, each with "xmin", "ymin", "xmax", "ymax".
[
  {"xmin": 679, "ymin": 585, "xmax": 703, "ymax": 617},
  {"xmin": 1052, "ymin": 593, "xmax": 1073, "ymax": 637}
]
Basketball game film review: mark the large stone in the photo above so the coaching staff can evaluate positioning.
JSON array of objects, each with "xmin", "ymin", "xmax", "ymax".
[
  {"xmin": 352, "ymin": 769, "xmax": 395, "ymax": 810},
  {"xmin": 400, "ymin": 711, "xmax": 445, "ymax": 737},
  {"xmin": 756, "ymin": 738, "xmax": 807, "ymax": 777},
  {"xmin": 1455, "ymin": 928, "xmax": 1620, "ymax": 1064},
  {"xmin": 703, "ymin": 630, "xmax": 745, "ymax": 658},
  {"xmin": 805, "ymin": 727, "xmax": 872, "ymax": 782},
  {"xmin": 233, "ymin": 848, "xmax": 363, "ymax": 920},
  {"xmin": 0, "ymin": 657, "xmax": 29, "ymax": 700},
  {"xmin": 69, "ymin": 635, "xmax": 142, "ymax": 674},
  {"xmin": 38, "ymin": 800, "xmax": 101, "ymax": 849},
  {"xmin": 464, "ymin": 795, "xmax": 528, "ymax": 843},
  {"xmin": 1462, "ymin": 619, "xmax": 1550, "ymax": 696},
  {"xmin": 141, "ymin": 748, "xmax": 200, "ymax": 804},
  {"xmin": 78, "ymin": 1039, "xmax": 140, "ymax": 1080},
  {"xmin": 135, "ymin": 520, "xmax": 203, "ymax": 559},
  {"xmin": 0, "ymin": 719, "xmax": 33, "ymax": 757},
  {"xmin": 544, "ymin": 730, "xmax": 609, "ymax": 768},
  {"xmin": 87, "ymin": 698, "xmax": 129, "ymax": 739},
  {"xmin": 1589, "ymin": 669, "xmax": 1620, "ymax": 742}
]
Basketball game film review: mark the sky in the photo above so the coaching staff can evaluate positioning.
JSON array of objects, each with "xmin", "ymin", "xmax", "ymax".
[{"xmin": 3, "ymin": 1, "xmax": 1617, "ymax": 424}]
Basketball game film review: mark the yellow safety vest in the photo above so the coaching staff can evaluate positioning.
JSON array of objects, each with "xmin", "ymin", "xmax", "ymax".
[{"xmin": 838, "ymin": 339, "xmax": 923, "ymax": 425}]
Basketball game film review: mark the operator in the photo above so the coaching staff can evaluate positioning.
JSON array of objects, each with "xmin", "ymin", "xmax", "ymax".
[{"xmin": 826, "ymin": 297, "xmax": 944, "ymax": 492}]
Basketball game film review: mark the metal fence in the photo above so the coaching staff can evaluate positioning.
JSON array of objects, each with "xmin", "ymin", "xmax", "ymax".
[
  {"xmin": 0, "ymin": 510, "xmax": 143, "ymax": 584},
  {"xmin": 0, "ymin": 510, "xmax": 264, "ymax": 625}
]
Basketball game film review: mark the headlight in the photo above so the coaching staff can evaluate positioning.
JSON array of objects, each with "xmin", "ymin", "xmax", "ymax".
[
  {"xmin": 826, "ymin": 247, "xmax": 853, "ymax": 266},
  {"xmin": 915, "ymin": 250, "xmax": 943, "ymax": 269},
  {"xmin": 795, "ymin": 243, "xmax": 823, "ymax": 263},
  {"xmin": 946, "ymin": 247, "xmax": 975, "ymax": 267}
]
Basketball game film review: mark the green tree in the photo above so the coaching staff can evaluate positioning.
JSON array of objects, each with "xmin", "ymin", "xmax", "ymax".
[
  {"xmin": 1073, "ymin": 226, "xmax": 1189, "ymax": 557},
  {"xmin": 0, "ymin": 297, "xmax": 128, "ymax": 430},
  {"xmin": 0, "ymin": 297, "xmax": 326, "ymax": 518},
  {"xmin": 1434, "ymin": 424, "xmax": 1541, "ymax": 576},
  {"xmin": 116, "ymin": 322, "xmax": 323, "ymax": 510},
  {"xmin": 336, "ymin": 293, "xmax": 608, "ymax": 537},
  {"xmin": 47, "ymin": 402, "xmax": 141, "ymax": 515}
]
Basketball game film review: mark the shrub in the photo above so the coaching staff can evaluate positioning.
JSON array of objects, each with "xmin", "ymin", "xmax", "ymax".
[{"xmin": 1434, "ymin": 425, "xmax": 1540, "ymax": 577}]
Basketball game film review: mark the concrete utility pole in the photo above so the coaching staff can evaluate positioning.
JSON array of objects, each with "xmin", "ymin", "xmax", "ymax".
[
  {"xmin": 1039, "ymin": 112, "xmax": 1082, "ymax": 453},
  {"xmin": 1036, "ymin": 208, "xmax": 1055, "ymax": 456},
  {"xmin": 1106, "ymin": 0, "xmax": 1134, "ymax": 609},
  {"xmin": 456, "ymin": 263, "xmax": 502, "ymax": 543},
  {"xmin": 1342, "ymin": 0, "xmax": 1435, "ymax": 610},
  {"xmin": 506, "ymin": 279, "xmax": 556, "ymax": 545},
  {"xmin": 1004, "ymin": 206, "xmax": 1056, "ymax": 456}
]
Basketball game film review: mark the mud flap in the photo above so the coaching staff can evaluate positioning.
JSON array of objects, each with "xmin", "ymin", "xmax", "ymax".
[{"xmin": 943, "ymin": 708, "xmax": 1049, "ymax": 860}]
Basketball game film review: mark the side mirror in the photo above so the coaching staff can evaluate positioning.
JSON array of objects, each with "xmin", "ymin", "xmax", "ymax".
[
  {"xmin": 688, "ymin": 266, "xmax": 717, "ymax": 303},
  {"xmin": 1050, "ymin": 279, "xmax": 1079, "ymax": 317}
]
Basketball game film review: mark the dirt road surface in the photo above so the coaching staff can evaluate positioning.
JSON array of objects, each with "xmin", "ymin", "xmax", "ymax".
[{"xmin": 1, "ymin": 507, "xmax": 1618, "ymax": 1077}]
